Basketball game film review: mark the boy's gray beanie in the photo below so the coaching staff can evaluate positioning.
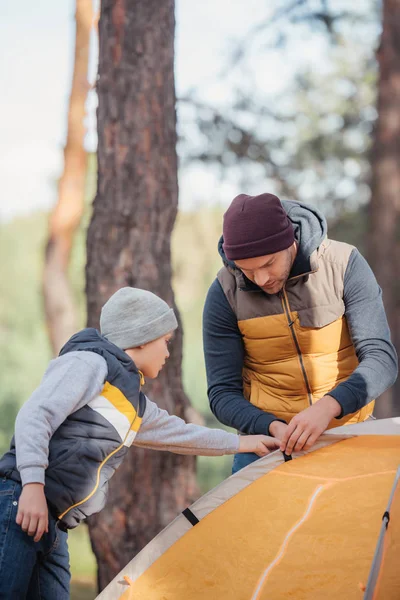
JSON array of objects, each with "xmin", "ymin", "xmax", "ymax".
[{"xmin": 100, "ymin": 287, "xmax": 178, "ymax": 349}]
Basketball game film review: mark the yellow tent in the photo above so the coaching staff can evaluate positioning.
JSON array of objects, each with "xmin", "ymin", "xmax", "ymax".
[{"xmin": 96, "ymin": 418, "xmax": 400, "ymax": 600}]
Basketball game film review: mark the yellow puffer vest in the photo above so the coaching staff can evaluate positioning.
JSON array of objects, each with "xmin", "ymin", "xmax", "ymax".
[{"xmin": 217, "ymin": 238, "xmax": 374, "ymax": 428}]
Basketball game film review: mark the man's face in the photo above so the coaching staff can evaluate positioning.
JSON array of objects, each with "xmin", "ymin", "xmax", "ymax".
[{"xmin": 234, "ymin": 243, "xmax": 296, "ymax": 295}]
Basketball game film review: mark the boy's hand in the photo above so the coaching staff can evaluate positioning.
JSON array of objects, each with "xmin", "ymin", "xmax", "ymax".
[
  {"xmin": 280, "ymin": 395, "xmax": 341, "ymax": 455},
  {"xmin": 16, "ymin": 483, "xmax": 49, "ymax": 542},
  {"xmin": 239, "ymin": 435, "xmax": 280, "ymax": 457}
]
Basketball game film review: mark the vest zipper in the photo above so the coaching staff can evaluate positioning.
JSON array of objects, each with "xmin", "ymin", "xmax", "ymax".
[
  {"xmin": 280, "ymin": 289, "xmax": 313, "ymax": 406},
  {"xmin": 58, "ymin": 379, "xmax": 143, "ymax": 523},
  {"xmin": 58, "ymin": 439, "xmax": 127, "ymax": 522}
]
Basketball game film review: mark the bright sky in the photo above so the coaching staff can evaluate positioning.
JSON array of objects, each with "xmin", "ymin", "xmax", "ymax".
[
  {"xmin": 0, "ymin": 0, "xmax": 358, "ymax": 222},
  {"xmin": 0, "ymin": 0, "xmax": 290, "ymax": 222}
]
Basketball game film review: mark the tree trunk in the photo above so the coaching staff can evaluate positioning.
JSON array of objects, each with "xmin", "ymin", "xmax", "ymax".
[
  {"xmin": 85, "ymin": 0, "xmax": 198, "ymax": 590},
  {"xmin": 369, "ymin": 0, "xmax": 400, "ymax": 417},
  {"xmin": 43, "ymin": 0, "xmax": 93, "ymax": 355}
]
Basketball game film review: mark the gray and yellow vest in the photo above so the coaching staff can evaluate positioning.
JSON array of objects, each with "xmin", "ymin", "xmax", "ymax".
[
  {"xmin": 0, "ymin": 329, "xmax": 146, "ymax": 529},
  {"xmin": 218, "ymin": 238, "xmax": 374, "ymax": 427}
]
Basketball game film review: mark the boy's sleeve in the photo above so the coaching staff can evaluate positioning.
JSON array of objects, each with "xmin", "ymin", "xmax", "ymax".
[
  {"xmin": 133, "ymin": 397, "xmax": 240, "ymax": 455},
  {"xmin": 15, "ymin": 351, "xmax": 108, "ymax": 486}
]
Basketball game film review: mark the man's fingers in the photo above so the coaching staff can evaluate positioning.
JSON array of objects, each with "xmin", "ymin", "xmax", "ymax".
[
  {"xmin": 284, "ymin": 425, "xmax": 302, "ymax": 455},
  {"xmin": 280, "ymin": 421, "xmax": 297, "ymax": 451},
  {"xmin": 294, "ymin": 430, "xmax": 312, "ymax": 453},
  {"xmin": 304, "ymin": 432, "xmax": 319, "ymax": 451},
  {"xmin": 27, "ymin": 515, "xmax": 39, "ymax": 537}
]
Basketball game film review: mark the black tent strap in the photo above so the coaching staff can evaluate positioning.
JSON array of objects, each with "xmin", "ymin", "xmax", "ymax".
[
  {"xmin": 363, "ymin": 465, "xmax": 400, "ymax": 600},
  {"xmin": 382, "ymin": 510, "xmax": 390, "ymax": 528},
  {"xmin": 182, "ymin": 508, "xmax": 199, "ymax": 526},
  {"xmin": 283, "ymin": 452, "xmax": 292, "ymax": 462}
]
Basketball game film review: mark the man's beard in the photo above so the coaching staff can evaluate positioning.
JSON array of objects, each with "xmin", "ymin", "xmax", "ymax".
[
  {"xmin": 261, "ymin": 257, "xmax": 293, "ymax": 295},
  {"xmin": 262, "ymin": 280, "xmax": 286, "ymax": 294}
]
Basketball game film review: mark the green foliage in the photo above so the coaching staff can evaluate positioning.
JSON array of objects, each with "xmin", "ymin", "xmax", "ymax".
[
  {"xmin": 0, "ymin": 212, "xmax": 52, "ymax": 453},
  {"xmin": 0, "ymin": 156, "xmax": 97, "ymax": 456},
  {"xmin": 70, "ymin": 582, "xmax": 96, "ymax": 600},
  {"xmin": 172, "ymin": 208, "xmax": 224, "ymax": 418},
  {"xmin": 328, "ymin": 205, "xmax": 369, "ymax": 255},
  {"xmin": 69, "ymin": 525, "xmax": 97, "ymax": 580}
]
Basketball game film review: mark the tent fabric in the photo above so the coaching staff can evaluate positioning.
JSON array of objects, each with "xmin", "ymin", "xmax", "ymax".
[
  {"xmin": 364, "ymin": 466, "xmax": 400, "ymax": 599},
  {"xmin": 95, "ymin": 418, "xmax": 400, "ymax": 600}
]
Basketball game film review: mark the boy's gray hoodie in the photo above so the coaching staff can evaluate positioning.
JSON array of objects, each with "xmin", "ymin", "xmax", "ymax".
[{"xmin": 0, "ymin": 330, "xmax": 238, "ymax": 529}]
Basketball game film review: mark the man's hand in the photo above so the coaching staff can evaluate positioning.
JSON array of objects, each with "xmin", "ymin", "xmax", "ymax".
[
  {"xmin": 16, "ymin": 483, "xmax": 49, "ymax": 542},
  {"xmin": 238, "ymin": 435, "xmax": 280, "ymax": 457},
  {"xmin": 280, "ymin": 396, "xmax": 341, "ymax": 455},
  {"xmin": 269, "ymin": 420, "xmax": 288, "ymax": 440}
]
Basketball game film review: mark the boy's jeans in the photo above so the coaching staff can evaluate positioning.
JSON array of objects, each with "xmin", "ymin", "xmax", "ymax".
[
  {"xmin": 0, "ymin": 478, "xmax": 70, "ymax": 599},
  {"xmin": 232, "ymin": 452, "xmax": 260, "ymax": 474}
]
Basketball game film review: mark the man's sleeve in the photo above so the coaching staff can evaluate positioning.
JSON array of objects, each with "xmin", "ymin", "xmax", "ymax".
[
  {"xmin": 329, "ymin": 249, "xmax": 398, "ymax": 416},
  {"xmin": 202, "ymin": 278, "xmax": 284, "ymax": 435},
  {"xmin": 15, "ymin": 351, "xmax": 108, "ymax": 486}
]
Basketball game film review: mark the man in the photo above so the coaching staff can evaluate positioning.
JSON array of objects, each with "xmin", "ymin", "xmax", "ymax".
[{"xmin": 203, "ymin": 193, "xmax": 398, "ymax": 473}]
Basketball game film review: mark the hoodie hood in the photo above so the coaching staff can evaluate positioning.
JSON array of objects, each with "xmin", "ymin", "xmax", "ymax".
[
  {"xmin": 218, "ymin": 200, "xmax": 327, "ymax": 279},
  {"xmin": 59, "ymin": 328, "xmax": 138, "ymax": 375}
]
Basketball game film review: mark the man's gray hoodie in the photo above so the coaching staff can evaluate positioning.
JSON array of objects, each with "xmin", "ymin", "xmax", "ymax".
[{"xmin": 203, "ymin": 201, "xmax": 398, "ymax": 435}]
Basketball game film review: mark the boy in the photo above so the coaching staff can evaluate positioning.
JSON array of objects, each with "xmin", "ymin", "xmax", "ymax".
[{"xmin": 0, "ymin": 287, "xmax": 278, "ymax": 599}]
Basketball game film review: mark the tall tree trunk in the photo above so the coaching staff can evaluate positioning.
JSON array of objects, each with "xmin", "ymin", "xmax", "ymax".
[
  {"xmin": 369, "ymin": 0, "xmax": 400, "ymax": 417},
  {"xmin": 85, "ymin": 0, "xmax": 198, "ymax": 590},
  {"xmin": 43, "ymin": 0, "xmax": 93, "ymax": 355}
]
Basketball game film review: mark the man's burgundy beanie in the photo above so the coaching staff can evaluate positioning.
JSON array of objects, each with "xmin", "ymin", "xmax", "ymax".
[{"xmin": 222, "ymin": 193, "xmax": 295, "ymax": 261}]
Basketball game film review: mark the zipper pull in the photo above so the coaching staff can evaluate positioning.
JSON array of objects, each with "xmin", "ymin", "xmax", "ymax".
[{"xmin": 138, "ymin": 370, "xmax": 145, "ymax": 386}]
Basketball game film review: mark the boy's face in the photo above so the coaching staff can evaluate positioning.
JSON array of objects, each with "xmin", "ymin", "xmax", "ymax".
[{"xmin": 125, "ymin": 332, "xmax": 174, "ymax": 379}]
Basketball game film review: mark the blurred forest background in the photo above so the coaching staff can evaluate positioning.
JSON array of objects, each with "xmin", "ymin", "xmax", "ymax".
[{"xmin": 1, "ymin": 0, "xmax": 399, "ymax": 597}]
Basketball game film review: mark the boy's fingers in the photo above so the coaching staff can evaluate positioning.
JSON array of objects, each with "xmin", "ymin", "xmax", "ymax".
[
  {"xmin": 34, "ymin": 531, "xmax": 43, "ymax": 543},
  {"xmin": 255, "ymin": 444, "xmax": 266, "ymax": 457},
  {"xmin": 16, "ymin": 509, "xmax": 23, "ymax": 526},
  {"xmin": 258, "ymin": 441, "xmax": 275, "ymax": 456},
  {"xmin": 262, "ymin": 445, "xmax": 271, "ymax": 455},
  {"xmin": 27, "ymin": 515, "xmax": 39, "ymax": 537},
  {"xmin": 34, "ymin": 516, "xmax": 47, "ymax": 542},
  {"xmin": 21, "ymin": 514, "xmax": 31, "ymax": 532}
]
